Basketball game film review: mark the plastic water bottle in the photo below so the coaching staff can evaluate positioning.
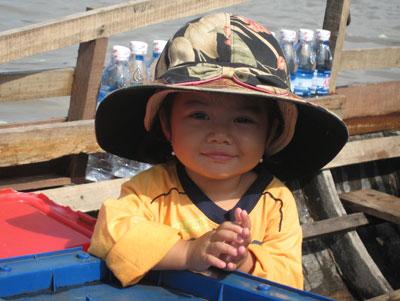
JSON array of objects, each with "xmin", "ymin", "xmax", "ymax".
[
  {"xmin": 97, "ymin": 45, "xmax": 130, "ymax": 106},
  {"xmin": 293, "ymin": 29, "xmax": 315, "ymax": 97},
  {"xmin": 128, "ymin": 41, "xmax": 149, "ymax": 85},
  {"xmin": 280, "ymin": 29, "xmax": 298, "ymax": 92},
  {"xmin": 147, "ymin": 40, "xmax": 167, "ymax": 80},
  {"xmin": 313, "ymin": 29, "xmax": 332, "ymax": 96}
]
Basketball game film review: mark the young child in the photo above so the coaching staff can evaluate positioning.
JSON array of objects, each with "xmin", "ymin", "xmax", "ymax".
[{"xmin": 89, "ymin": 13, "xmax": 348, "ymax": 290}]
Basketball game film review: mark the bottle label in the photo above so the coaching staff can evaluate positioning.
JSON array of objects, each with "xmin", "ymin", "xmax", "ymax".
[
  {"xmin": 294, "ymin": 68, "xmax": 314, "ymax": 97},
  {"xmin": 315, "ymin": 70, "xmax": 331, "ymax": 96}
]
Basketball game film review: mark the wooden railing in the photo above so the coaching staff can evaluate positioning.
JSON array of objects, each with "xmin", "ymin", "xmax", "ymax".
[{"xmin": 0, "ymin": 0, "xmax": 399, "ymax": 191}]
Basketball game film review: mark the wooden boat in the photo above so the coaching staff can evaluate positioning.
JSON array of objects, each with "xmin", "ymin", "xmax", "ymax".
[{"xmin": 0, "ymin": 0, "xmax": 399, "ymax": 300}]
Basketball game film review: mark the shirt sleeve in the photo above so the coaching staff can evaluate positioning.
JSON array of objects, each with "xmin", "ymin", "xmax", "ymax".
[
  {"xmin": 248, "ymin": 183, "xmax": 303, "ymax": 290},
  {"xmin": 88, "ymin": 181, "xmax": 182, "ymax": 287}
]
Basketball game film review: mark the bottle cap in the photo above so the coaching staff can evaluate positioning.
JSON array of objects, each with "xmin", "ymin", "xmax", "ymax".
[
  {"xmin": 153, "ymin": 40, "xmax": 168, "ymax": 54},
  {"xmin": 112, "ymin": 45, "xmax": 130, "ymax": 61},
  {"xmin": 298, "ymin": 29, "xmax": 314, "ymax": 42},
  {"xmin": 316, "ymin": 29, "xmax": 331, "ymax": 41},
  {"xmin": 129, "ymin": 41, "xmax": 148, "ymax": 55},
  {"xmin": 280, "ymin": 29, "xmax": 296, "ymax": 42}
]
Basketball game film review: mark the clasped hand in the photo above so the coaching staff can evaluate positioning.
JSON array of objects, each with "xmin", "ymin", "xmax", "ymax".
[{"xmin": 187, "ymin": 208, "xmax": 252, "ymax": 272}]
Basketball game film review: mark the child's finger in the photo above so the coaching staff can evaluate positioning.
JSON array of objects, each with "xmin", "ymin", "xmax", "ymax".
[
  {"xmin": 240, "ymin": 209, "xmax": 251, "ymax": 230},
  {"xmin": 211, "ymin": 229, "xmax": 244, "ymax": 244},
  {"xmin": 234, "ymin": 207, "xmax": 243, "ymax": 225}
]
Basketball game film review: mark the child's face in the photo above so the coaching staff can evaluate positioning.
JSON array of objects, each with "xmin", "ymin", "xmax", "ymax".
[{"xmin": 161, "ymin": 92, "xmax": 270, "ymax": 181}]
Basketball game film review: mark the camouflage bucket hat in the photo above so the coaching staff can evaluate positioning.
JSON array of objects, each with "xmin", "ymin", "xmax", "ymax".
[{"xmin": 95, "ymin": 13, "xmax": 348, "ymax": 179}]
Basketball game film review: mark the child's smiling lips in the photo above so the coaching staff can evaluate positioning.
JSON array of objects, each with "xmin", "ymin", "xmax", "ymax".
[{"xmin": 201, "ymin": 152, "xmax": 236, "ymax": 161}]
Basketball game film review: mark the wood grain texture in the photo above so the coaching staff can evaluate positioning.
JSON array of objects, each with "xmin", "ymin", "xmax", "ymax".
[
  {"xmin": 0, "ymin": 120, "xmax": 101, "ymax": 167},
  {"xmin": 0, "ymin": 69, "xmax": 74, "ymax": 102},
  {"xmin": 325, "ymin": 135, "xmax": 400, "ymax": 169},
  {"xmin": 302, "ymin": 212, "xmax": 369, "ymax": 240},
  {"xmin": 340, "ymin": 48, "xmax": 400, "ymax": 71},
  {"xmin": 340, "ymin": 189, "xmax": 400, "ymax": 224}
]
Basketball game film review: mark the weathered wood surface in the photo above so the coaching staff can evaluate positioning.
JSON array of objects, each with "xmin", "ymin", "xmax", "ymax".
[
  {"xmin": 37, "ymin": 177, "xmax": 127, "ymax": 212},
  {"xmin": 67, "ymin": 36, "xmax": 108, "ymax": 184},
  {"xmin": 0, "ymin": 0, "xmax": 249, "ymax": 65},
  {"xmin": 336, "ymin": 81, "xmax": 400, "ymax": 118},
  {"xmin": 0, "ymin": 69, "xmax": 74, "ymax": 102},
  {"xmin": 68, "ymin": 38, "xmax": 107, "ymax": 121},
  {"xmin": 302, "ymin": 170, "xmax": 392, "ymax": 299},
  {"xmin": 323, "ymin": 0, "xmax": 351, "ymax": 94},
  {"xmin": 340, "ymin": 47, "xmax": 400, "ymax": 71},
  {"xmin": 340, "ymin": 189, "xmax": 400, "ymax": 225},
  {"xmin": 0, "ymin": 174, "xmax": 71, "ymax": 191},
  {"xmin": 324, "ymin": 135, "xmax": 400, "ymax": 169},
  {"xmin": 302, "ymin": 212, "xmax": 369, "ymax": 240},
  {"xmin": 0, "ymin": 120, "xmax": 101, "ymax": 167}
]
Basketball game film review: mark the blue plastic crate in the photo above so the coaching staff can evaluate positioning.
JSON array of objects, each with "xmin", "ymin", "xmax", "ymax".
[{"xmin": 0, "ymin": 248, "xmax": 332, "ymax": 300}]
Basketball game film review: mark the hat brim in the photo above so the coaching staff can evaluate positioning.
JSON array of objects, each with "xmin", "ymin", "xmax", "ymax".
[{"xmin": 95, "ymin": 79, "xmax": 348, "ymax": 180}]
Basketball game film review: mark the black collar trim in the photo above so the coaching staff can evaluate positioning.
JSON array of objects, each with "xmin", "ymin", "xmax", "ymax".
[{"xmin": 176, "ymin": 162, "xmax": 273, "ymax": 224}]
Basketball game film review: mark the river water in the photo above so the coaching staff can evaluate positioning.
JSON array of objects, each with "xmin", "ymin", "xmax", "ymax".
[{"xmin": 0, "ymin": 0, "xmax": 399, "ymax": 123}]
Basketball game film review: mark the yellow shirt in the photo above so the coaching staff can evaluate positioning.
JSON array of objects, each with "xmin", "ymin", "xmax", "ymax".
[{"xmin": 88, "ymin": 162, "xmax": 303, "ymax": 289}]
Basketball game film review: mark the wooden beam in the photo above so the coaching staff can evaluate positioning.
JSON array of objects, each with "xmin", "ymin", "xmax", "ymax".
[
  {"xmin": 0, "ymin": 120, "xmax": 101, "ymax": 167},
  {"xmin": 0, "ymin": 118, "xmax": 67, "ymax": 129},
  {"xmin": 0, "ymin": 174, "xmax": 71, "ymax": 191},
  {"xmin": 340, "ymin": 189, "xmax": 400, "ymax": 225},
  {"xmin": 311, "ymin": 94, "xmax": 345, "ymax": 119},
  {"xmin": 37, "ymin": 177, "xmax": 127, "ymax": 212},
  {"xmin": 67, "ymin": 35, "xmax": 108, "ymax": 184},
  {"xmin": 340, "ymin": 48, "xmax": 400, "ymax": 71},
  {"xmin": 0, "ymin": 69, "xmax": 73, "ymax": 102},
  {"xmin": 302, "ymin": 212, "xmax": 370, "ymax": 240},
  {"xmin": 323, "ymin": 0, "xmax": 351, "ymax": 94},
  {"xmin": 325, "ymin": 135, "xmax": 400, "ymax": 169},
  {"xmin": 336, "ymin": 81, "xmax": 400, "ymax": 120},
  {"xmin": 68, "ymin": 38, "xmax": 107, "ymax": 121},
  {"xmin": 0, "ymin": 0, "xmax": 250, "ymax": 64}
]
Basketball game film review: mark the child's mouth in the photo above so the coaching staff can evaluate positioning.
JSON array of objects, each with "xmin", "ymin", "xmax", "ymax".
[{"xmin": 201, "ymin": 152, "xmax": 236, "ymax": 161}]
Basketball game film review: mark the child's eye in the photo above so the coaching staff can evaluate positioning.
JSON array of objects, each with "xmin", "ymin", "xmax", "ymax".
[
  {"xmin": 190, "ymin": 112, "xmax": 209, "ymax": 120},
  {"xmin": 234, "ymin": 116, "xmax": 254, "ymax": 123}
]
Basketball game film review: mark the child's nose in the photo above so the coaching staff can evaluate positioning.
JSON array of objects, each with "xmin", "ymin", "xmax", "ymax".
[{"xmin": 206, "ymin": 122, "xmax": 233, "ymax": 144}]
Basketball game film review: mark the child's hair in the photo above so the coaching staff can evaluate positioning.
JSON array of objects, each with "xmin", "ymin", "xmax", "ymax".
[{"xmin": 140, "ymin": 92, "xmax": 284, "ymax": 165}]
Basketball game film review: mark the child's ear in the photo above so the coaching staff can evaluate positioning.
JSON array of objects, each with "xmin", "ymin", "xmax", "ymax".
[{"xmin": 159, "ymin": 111, "xmax": 171, "ymax": 142}]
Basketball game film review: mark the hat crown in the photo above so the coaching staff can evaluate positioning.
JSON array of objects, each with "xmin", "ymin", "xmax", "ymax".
[{"xmin": 154, "ymin": 13, "xmax": 291, "ymax": 93}]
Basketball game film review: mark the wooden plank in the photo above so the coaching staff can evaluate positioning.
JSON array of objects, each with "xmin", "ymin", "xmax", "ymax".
[
  {"xmin": 37, "ymin": 177, "xmax": 127, "ymax": 212},
  {"xmin": 0, "ymin": 0, "xmax": 250, "ymax": 64},
  {"xmin": 345, "ymin": 112, "xmax": 400, "ymax": 136},
  {"xmin": 0, "ymin": 174, "xmax": 71, "ymax": 191},
  {"xmin": 340, "ymin": 47, "xmax": 400, "ymax": 71},
  {"xmin": 311, "ymin": 93, "xmax": 345, "ymax": 118},
  {"xmin": 340, "ymin": 189, "xmax": 400, "ymax": 224},
  {"xmin": 0, "ymin": 118, "xmax": 66, "ymax": 129},
  {"xmin": 336, "ymin": 81, "xmax": 400, "ymax": 120},
  {"xmin": 0, "ymin": 120, "xmax": 101, "ymax": 167},
  {"xmin": 302, "ymin": 170, "xmax": 392, "ymax": 298},
  {"xmin": 322, "ymin": 0, "xmax": 351, "ymax": 94},
  {"xmin": 68, "ymin": 39, "xmax": 107, "ymax": 121},
  {"xmin": 0, "ymin": 69, "xmax": 74, "ymax": 102},
  {"xmin": 302, "ymin": 212, "xmax": 369, "ymax": 240},
  {"xmin": 325, "ymin": 135, "xmax": 400, "ymax": 169},
  {"xmin": 67, "ymin": 36, "xmax": 108, "ymax": 184},
  {"xmin": 366, "ymin": 289, "xmax": 400, "ymax": 301}
]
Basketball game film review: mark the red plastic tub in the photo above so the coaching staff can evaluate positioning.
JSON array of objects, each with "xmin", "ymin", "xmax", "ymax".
[{"xmin": 0, "ymin": 188, "xmax": 96, "ymax": 259}]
